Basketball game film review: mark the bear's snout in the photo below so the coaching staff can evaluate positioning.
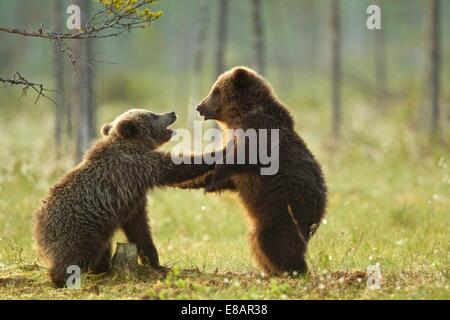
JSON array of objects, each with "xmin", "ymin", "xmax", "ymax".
[
  {"xmin": 162, "ymin": 111, "xmax": 177, "ymax": 126},
  {"xmin": 196, "ymin": 104, "xmax": 204, "ymax": 113},
  {"xmin": 196, "ymin": 103, "xmax": 211, "ymax": 119}
]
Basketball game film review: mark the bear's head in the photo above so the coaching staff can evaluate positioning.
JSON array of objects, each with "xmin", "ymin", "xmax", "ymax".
[
  {"xmin": 196, "ymin": 66, "xmax": 274, "ymax": 127},
  {"xmin": 101, "ymin": 109, "xmax": 177, "ymax": 149}
]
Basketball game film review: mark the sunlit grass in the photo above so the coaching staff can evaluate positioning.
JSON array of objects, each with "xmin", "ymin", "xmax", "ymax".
[{"xmin": 0, "ymin": 96, "xmax": 448, "ymax": 299}]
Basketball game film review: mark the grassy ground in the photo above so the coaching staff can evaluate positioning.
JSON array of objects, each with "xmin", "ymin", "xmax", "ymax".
[{"xmin": 0, "ymin": 98, "xmax": 449, "ymax": 299}]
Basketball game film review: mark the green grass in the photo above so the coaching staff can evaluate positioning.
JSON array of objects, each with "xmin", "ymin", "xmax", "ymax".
[{"xmin": 0, "ymin": 97, "xmax": 449, "ymax": 299}]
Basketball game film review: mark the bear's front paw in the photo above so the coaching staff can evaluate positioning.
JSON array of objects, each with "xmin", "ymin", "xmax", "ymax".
[{"xmin": 204, "ymin": 181, "xmax": 223, "ymax": 193}]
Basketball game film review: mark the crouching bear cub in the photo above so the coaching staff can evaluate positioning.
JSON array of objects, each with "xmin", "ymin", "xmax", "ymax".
[
  {"xmin": 195, "ymin": 67, "xmax": 327, "ymax": 275},
  {"xmin": 35, "ymin": 109, "xmax": 215, "ymax": 287}
]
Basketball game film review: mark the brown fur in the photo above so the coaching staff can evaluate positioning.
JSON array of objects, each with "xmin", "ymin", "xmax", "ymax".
[
  {"xmin": 194, "ymin": 67, "xmax": 327, "ymax": 275},
  {"xmin": 35, "ymin": 109, "xmax": 216, "ymax": 287}
]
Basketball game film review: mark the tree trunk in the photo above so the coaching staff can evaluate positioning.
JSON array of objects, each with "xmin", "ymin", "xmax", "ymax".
[
  {"xmin": 72, "ymin": 35, "xmax": 83, "ymax": 162},
  {"xmin": 330, "ymin": 0, "xmax": 341, "ymax": 139},
  {"xmin": 187, "ymin": 0, "xmax": 211, "ymax": 126},
  {"xmin": 374, "ymin": 1, "xmax": 386, "ymax": 109},
  {"xmin": 213, "ymin": 0, "xmax": 229, "ymax": 130},
  {"xmin": 75, "ymin": 0, "xmax": 96, "ymax": 162},
  {"xmin": 426, "ymin": 0, "xmax": 441, "ymax": 141},
  {"xmin": 52, "ymin": 0, "xmax": 64, "ymax": 156},
  {"xmin": 216, "ymin": 0, "xmax": 229, "ymax": 77},
  {"xmin": 85, "ymin": 38, "xmax": 95, "ymax": 140},
  {"xmin": 252, "ymin": 0, "xmax": 265, "ymax": 75}
]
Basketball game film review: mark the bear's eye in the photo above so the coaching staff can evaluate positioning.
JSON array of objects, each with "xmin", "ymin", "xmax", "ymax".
[{"xmin": 212, "ymin": 88, "xmax": 220, "ymax": 97}]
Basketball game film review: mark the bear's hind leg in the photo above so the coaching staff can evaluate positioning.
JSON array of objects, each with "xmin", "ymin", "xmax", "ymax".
[
  {"xmin": 49, "ymin": 265, "xmax": 70, "ymax": 288},
  {"xmin": 92, "ymin": 242, "xmax": 112, "ymax": 274},
  {"xmin": 253, "ymin": 214, "xmax": 308, "ymax": 275},
  {"xmin": 48, "ymin": 241, "xmax": 105, "ymax": 288}
]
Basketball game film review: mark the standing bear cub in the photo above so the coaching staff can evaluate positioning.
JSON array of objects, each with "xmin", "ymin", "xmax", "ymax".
[
  {"xmin": 35, "ymin": 109, "xmax": 215, "ymax": 287},
  {"xmin": 195, "ymin": 67, "xmax": 327, "ymax": 275}
]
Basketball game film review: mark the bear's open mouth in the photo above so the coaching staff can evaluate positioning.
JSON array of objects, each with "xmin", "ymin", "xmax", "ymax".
[
  {"xmin": 166, "ymin": 112, "xmax": 177, "ymax": 137},
  {"xmin": 199, "ymin": 111, "xmax": 215, "ymax": 121},
  {"xmin": 166, "ymin": 128, "xmax": 176, "ymax": 137},
  {"xmin": 197, "ymin": 107, "xmax": 219, "ymax": 121}
]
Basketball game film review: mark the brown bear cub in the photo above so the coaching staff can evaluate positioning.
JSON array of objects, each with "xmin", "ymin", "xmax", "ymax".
[
  {"xmin": 35, "ymin": 109, "xmax": 215, "ymax": 287},
  {"xmin": 195, "ymin": 67, "xmax": 327, "ymax": 275}
]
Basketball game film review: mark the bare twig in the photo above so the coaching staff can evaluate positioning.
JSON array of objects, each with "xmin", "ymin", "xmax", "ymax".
[
  {"xmin": 0, "ymin": 0, "xmax": 163, "ymax": 103},
  {"xmin": 0, "ymin": 72, "xmax": 58, "ymax": 106},
  {"xmin": 0, "ymin": 0, "xmax": 162, "ymax": 41}
]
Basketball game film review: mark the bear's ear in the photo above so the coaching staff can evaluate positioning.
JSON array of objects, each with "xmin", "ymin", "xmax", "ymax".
[
  {"xmin": 116, "ymin": 120, "xmax": 138, "ymax": 138},
  {"xmin": 101, "ymin": 123, "xmax": 112, "ymax": 136},
  {"xmin": 232, "ymin": 67, "xmax": 250, "ymax": 88}
]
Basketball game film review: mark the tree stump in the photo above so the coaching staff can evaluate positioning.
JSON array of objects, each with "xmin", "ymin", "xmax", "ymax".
[{"xmin": 111, "ymin": 242, "xmax": 139, "ymax": 272}]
